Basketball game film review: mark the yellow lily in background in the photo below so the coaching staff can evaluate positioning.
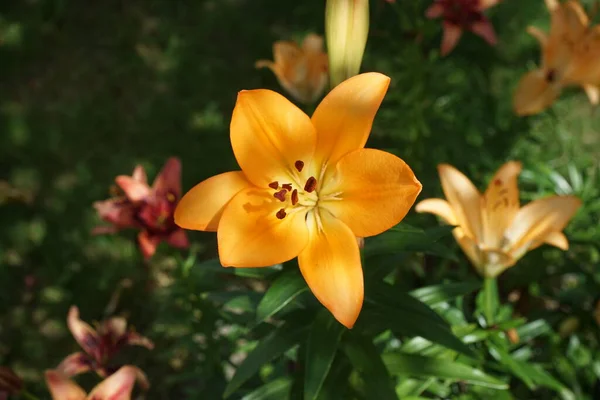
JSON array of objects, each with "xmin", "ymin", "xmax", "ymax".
[
  {"xmin": 416, "ymin": 162, "xmax": 581, "ymax": 278},
  {"xmin": 325, "ymin": 0, "xmax": 370, "ymax": 87},
  {"xmin": 175, "ymin": 73, "xmax": 421, "ymax": 328},
  {"xmin": 45, "ymin": 366, "xmax": 148, "ymax": 400},
  {"xmin": 513, "ymin": 0, "xmax": 600, "ymax": 116},
  {"xmin": 255, "ymin": 34, "xmax": 328, "ymax": 104}
]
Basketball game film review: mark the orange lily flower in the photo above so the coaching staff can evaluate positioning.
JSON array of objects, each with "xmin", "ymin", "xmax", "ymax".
[
  {"xmin": 175, "ymin": 73, "xmax": 422, "ymax": 328},
  {"xmin": 45, "ymin": 365, "xmax": 148, "ymax": 400},
  {"xmin": 93, "ymin": 157, "xmax": 189, "ymax": 259},
  {"xmin": 255, "ymin": 34, "xmax": 328, "ymax": 104},
  {"xmin": 425, "ymin": 0, "xmax": 500, "ymax": 56},
  {"xmin": 513, "ymin": 0, "xmax": 600, "ymax": 115},
  {"xmin": 57, "ymin": 306, "xmax": 153, "ymax": 378},
  {"xmin": 415, "ymin": 162, "xmax": 581, "ymax": 278}
]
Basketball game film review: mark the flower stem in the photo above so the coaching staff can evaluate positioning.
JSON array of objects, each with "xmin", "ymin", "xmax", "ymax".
[
  {"xmin": 483, "ymin": 277, "xmax": 499, "ymax": 327},
  {"xmin": 21, "ymin": 390, "xmax": 40, "ymax": 400}
]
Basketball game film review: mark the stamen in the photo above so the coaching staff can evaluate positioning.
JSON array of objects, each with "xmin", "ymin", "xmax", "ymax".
[
  {"xmin": 291, "ymin": 189, "xmax": 298, "ymax": 205},
  {"xmin": 546, "ymin": 69, "xmax": 556, "ymax": 83},
  {"xmin": 273, "ymin": 189, "xmax": 287, "ymax": 202},
  {"xmin": 276, "ymin": 208, "xmax": 287, "ymax": 219},
  {"xmin": 494, "ymin": 179, "xmax": 502, "ymax": 186},
  {"xmin": 294, "ymin": 160, "xmax": 304, "ymax": 172},
  {"xmin": 166, "ymin": 193, "xmax": 176, "ymax": 202},
  {"xmin": 268, "ymin": 181, "xmax": 279, "ymax": 189},
  {"xmin": 282, "ymin": 183, "xmax": 293, "ymax": 191},
  {"xmin": 304, "ymin": 176, "xmax": 317, "ymax": 193}
]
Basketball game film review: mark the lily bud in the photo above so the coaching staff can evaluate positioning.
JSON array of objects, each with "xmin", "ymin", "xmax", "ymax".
[{"xmin": 325, "ymin": 0, "xmax": 369, "ymax": 87}]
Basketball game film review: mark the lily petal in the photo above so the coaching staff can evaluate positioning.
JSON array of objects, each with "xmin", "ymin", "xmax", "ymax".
[
  {"xmin": 131, "ymin": 165, "xmax": 147, "ymax": 184},
  {"xmin": 513, "ymin": 69, "xmax": 561, "ymax": 116},
  {"xmin": 537, "ymin": 230, "xmax": 569, "ymax": 250},
  {"xmin": 87, "ymin": 366, "xmax": 149, "ymax": 400},
  {"xmin": 56, "ymin": 352, "xmax": 93, "ymax": 378},
  {"xmin": 93, "ymin": 198, "xmax": 137, "ymax": 228},
  {"xmin": 440, "ymin": 23, "xmax": 463, "ymax": 56},
  {"xmin": 454, "ymin": 229, "xmax": 484, "ymax": 269},
  {"xmin": 471, "ymin": 19, "xmax": 497, "ymax": 45},
  {"xmin": 438, "ymin": 164, "xmax": 483, "ymax": 242},
  {"xmin": 311, "ymin": 73, "xmax": 390, "ymax": 177},
  {"xmin": 44, "ymin": 370, "xmax": 87, "ymax": 400},
  {"xmin": 166, "ymin": 229, "xmax": 189, "ymax": 249},
  {"xmin": 138, "ymin": 231, "xmax": 160, "ymax": 259},
  {"xmin": 425, "ymin": 2, "xmax": 444, "ymax": 19},
  {"xmin": 230, "ymin": 90, "xmax": 317, "ymax": 187},
  {"xmin": 302, "ymin": 33, "xmax": 324, "ymax": 53},
  {"xmin": 298, "ymin": 210, "xmax": 363, "ymax": 328},
  {"xmin": 102, "ymin": 316, "xmax": 127, "ymax": 337},
  {"xmin": 415, "ymin": 198, "xmax": 457, "ymax": 225},
  {"xmin": 125, "ymin": 331, "xmax": 155, "ymax": 349},
  {"xmin": 321, "ymin": 149, "xmax": 422, "ymax": 237},
  {"xmin": 482, "ymin": 161, "xmax": 522, "ymax": 248},
  {"xmin": 478, "ymin": 0, "xmax": 501, "ymax": 10},
  {"xmin": 217, "ymin": 187, "xmax": 309, "ymax": 267},
  {"xmin": 115, "ymin": 176, "xmax": 150, "ymax": 202},
  {"xmin": 504, "ymin": 195, "xmax": 581, "ymax": 254},
  {"xmin": 584, "ymin": 84, "xmax": 600, "ymax": 104},
  {"xmin": 152, "ymin": 157, "xmax": 182, "ymax": 197},
  {"xmin": 67, "ymin": 306, "xmax": 101, "ymax": 361},
  {"xmin": 175, "ymin": 171, "xmax": 251, "ymax": 232}
]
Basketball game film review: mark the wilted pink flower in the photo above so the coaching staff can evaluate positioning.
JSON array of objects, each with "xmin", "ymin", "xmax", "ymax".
[
  {"xmin": 93, "ymin": 157, "xmax": 190, "ymax": 259},
  {"xmin": 57, "ymin": 306, "xmax": 154, "ymax": 378},
  {"xmin": 45, "ymin": 365, "xmax": 148, "ymax": 400},
  {"xmin": 426, "ymin": 0, "xmax": 500, "ymax": 56},
  {"xmin": 0, "ymin": 366, "xmax": 22, "ymax": 398}
]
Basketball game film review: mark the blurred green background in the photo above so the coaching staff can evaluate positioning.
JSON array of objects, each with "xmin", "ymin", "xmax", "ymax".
[{"xmin": 1, "ymin": 0, "xmax": 600, "ymax": 398}]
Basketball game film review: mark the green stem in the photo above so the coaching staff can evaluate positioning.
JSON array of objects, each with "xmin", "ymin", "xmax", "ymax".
[
  {"xmin": 483, "ymin": 277, "xmax": 499, "ymax": 327},
  {"xmin": 21, "ymin": 390, "xmax": 40, "ymax": 400}
]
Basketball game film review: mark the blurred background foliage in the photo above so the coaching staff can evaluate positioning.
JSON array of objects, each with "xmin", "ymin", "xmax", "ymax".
[{"xmin": 1, "ymin": 0, "xmax": 600, "ymax": 399}]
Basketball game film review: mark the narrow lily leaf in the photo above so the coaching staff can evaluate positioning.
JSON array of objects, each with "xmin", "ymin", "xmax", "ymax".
[
  {"xmin": 241, "ymin": 378, "xmax": 292, "ymax": 400},
  {"xmin": 342, "ymin": 335, "xmax": 397, "ymax": 400},
  {"xmin": 364, "ymin": 224, "xmax": 456, "ymax": 260},
  {"xmin": 304, "ymin": 310, "xmax": 345, "ymax": 400},
  {"xmin": 383, "ymin": 353, "xmax": 508, "ymax": 389},
  {"xmin": 362, "ymin": 283, "xmax": 475, "ymax": 358},
  {"xmin": 516, "ymin": 319, "xmax": 552, "ymax": 343},
  {"xmin": 410, "ymin": 281, "xmax": 481, "ymax": 306},
  {"xmin": 224, "ymin": 320, "xmax": 309, "ymax": 398},
  {"xmin": 256, "ymin": 269, "xmax": 308, "ymax": 323}
]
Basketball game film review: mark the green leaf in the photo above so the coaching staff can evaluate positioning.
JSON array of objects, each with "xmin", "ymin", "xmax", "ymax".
[
  {"xmin": 383, "ymin": 353, "xmax": 508, "ymax": 389},
  {"xmin": 361, "ymin": 283, "xmax": 475, "ymax": 358},
  {"xmin": 256, "ymin": 269, "xmax": 308, "ymax": 323},
  {"xmin": 224, "ymin": 320, "xmax": 309, "ymax": 398},
  {"xmin": 241, "ymin": 378, "xmax": 292, "ymax": 400},
  {"xmin": 304, "ymin": 310, "xmax": 345, "ymax": 400},
  {"xmin": 410, "ymin": 281, "xmax": 481, "ymax": 306},
  {"xmin": 342, "ymin": 334, "xmax": 397, "ymax": 400},
  {"xmin": 364, "ymin": 224, "xmax": 457, "ymax": 260}
]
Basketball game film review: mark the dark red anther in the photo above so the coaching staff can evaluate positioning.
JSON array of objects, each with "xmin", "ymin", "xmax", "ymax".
[
  {"xmin": 276, "ymin": 209, "xmax": 287, "ymax": 219},
  {"xmin": 268, "ymin": 181, "xmax": 279, "ymax": 189},
  {"xmin": 494, "ymin": 179, "xmax": 502, "ymax": 186},
  {"xmin": 294, "ymin": 160, "xmax": 304, "ymax": 172},
  {"xmin": 291, "ymin": 189, "xmax": 298, "ymax": 205},
  {"xmin": 273, "ymin": 190, "xmax": 287, "ymax": 202},
  {"xmin": 282, "ymin": 183, "xmax": 293, "ymax": 191},
  {"xmin": 304, "ymin": 177, "xmax": 317, "ymax": 193}
]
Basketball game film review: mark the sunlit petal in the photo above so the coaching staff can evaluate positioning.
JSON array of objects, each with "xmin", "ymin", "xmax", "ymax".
[
  {"xmin": 415, "ymin": 198, "xmax": 457, "ymax": 225},
  {"xmin": 131, "ymin": 165, "xmax": 147, "ymax": 184},
  {"xmin": 298, "ymin": 210, "xmax": 362, "ymax": 328},
  {"xmin": 533, "ymin": 230, "xmax": 569, "ymax": 250},
  {"xmin": 44, "ymin": 370, "xmax": 87, "ymax": 400},
  {"xmin": 115, "ymin": 176, "xmax": 150, "ymax": 202},
  {"xmin": 87, "ymin": 366, "xmax": 149, "ymax": 400},
  {"xmin": 175, "ymin": 171, "xmax": 251, "ymax": 232},
  {"xmin": 67, "ymin": 306, "xmax": 101, "ymax": 361},
  {"xmin": 230, "ymin": 90, "xmax": 316, "ymax": 187},
  {"xmin": 152, "ymin": 157, "xmax": 182, "ymax": 197},
  {"xmin": 513, "ymin": 70, "xmax": 561, "ymax": 116},
  {"xmin": 440, "ymin": 23, "xmax": 463, "ymax": 56},
  {"xmin": 321, "ymin": 149, "xmax": 421, "ymax": 237},
  {"xmin": 217, "ymin": 187, "xmax": 309, "ymax": 267}
]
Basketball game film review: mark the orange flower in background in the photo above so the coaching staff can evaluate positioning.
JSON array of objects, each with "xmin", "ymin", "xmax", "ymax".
[
  {"xmin": 45, "ymin": 365, "xmax": 148, "ymax": 400},
  {"xmin": 57, "ymin": 306, "xmax": 153, "ymax": 378},
  {"xmin": 416, "ymin": 162, "xmax": 581, "ymax": 278},
  {"xmin": 93, "ymin": 157, "xmax": 189, "ymax": 259},
  {"xmin": 425, "ymin": 0, "xmax": 500, "ymax": 56},
  {"xmin": 513, "ymin": 0, "xmax": 600, "ymax": 115},
  {"xmin": 255, "ymin": 34, "xmax": 328, "ymax": 104},
  {"xmin": 175, "ymin": 73, "xmax": 422, "ymax": 328}
]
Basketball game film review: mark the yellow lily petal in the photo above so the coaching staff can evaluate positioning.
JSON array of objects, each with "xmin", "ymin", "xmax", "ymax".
[
  {"xmin": 321, "ymin": 149, "xmax": 422, "ymax": 237},
  {"xmin": 568, "ymin": 26, "xmax": 600, "ymax": 85},
  {"xmin": 174, "ymin": 171, "xmax": 250, "ymax": 232},
  {"xmin": 87, "ymin": 366, "xmax": 148, "ymax": 400},
  {"xmin": 584, "ymin": 84, "xmax": 600, "ymax": 104},
  {"xmin": 534, "ymin": 230, "xmax": 569, "ymax": 250},
  {"xmin": 311, "ymin": 73, "xmax": 390, "ymax": 177},
  {"xmin": 415, "ymin": 198, "xmax": 458, "ymax": 225},
  {"xmin": 217, "ymin": 187, "xmax": 309, "ymax": 267},
  {"xmin": 437, "ymin": 164, "xmax": 483, "ymax": 242},
  {"xmin": 44, "ymin": 370, "xmax": 87, "ymax": 400},
  {"xmin": 230, "ymin": 90, "xmax": 316, "ymax": 187},
  {"xmin": 545, "ymin": 0, "xmax": 589, "ymax": 70},
  {"xmin": 453, "ymin": 228, "xmax": 484, "ymax": 270},
  {"xmin": 298, "ymin": 210, "xmax": 363, "ymax": 328},
  {"xmin": 504, "ymin": 195, "xmax": 581, "ymax": 253},
  {"xmin": 478, "ymin": 249, "xmax": 515, "ymax": 278},
  {"xmin": 513, "ymin": 69, "xmax": 561, "ymax": 116},
  {"xmin": 482, "ymin": 161, "xmax": 522, "ymax": 248}
]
